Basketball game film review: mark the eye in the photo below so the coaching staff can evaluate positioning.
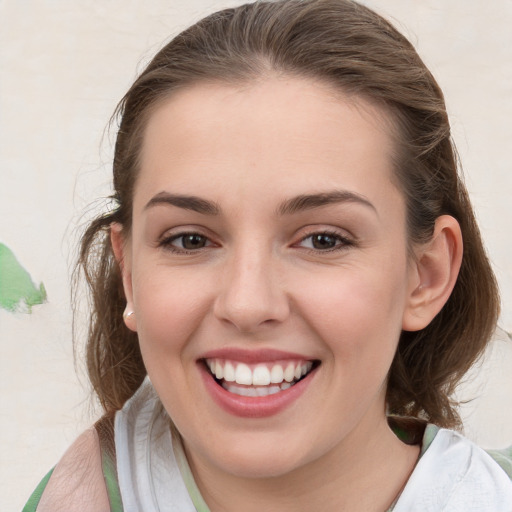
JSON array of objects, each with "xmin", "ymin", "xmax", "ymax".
[
  {"xmin": 161, "ymin": 232, "xmax": 213, "ymax": 252},
  {"xmin": 298, "ymin": 231, "xmax": 353, "ymax": 251}
]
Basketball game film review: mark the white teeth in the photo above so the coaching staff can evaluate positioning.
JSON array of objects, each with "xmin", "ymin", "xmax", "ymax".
[
  {"xmin": 207, "ymin": 358, "xmax": 315, "ymax": 388},
  {"xmin": 256, "ymin": 386, "xmax": 270, "ymax": 396},
  {"xmin": 270, "ymin": 364, "xmax": 284, "ymax": 383},
  {"xmin": 214, "ymin": 360, "xmax": 224, "ymax": 380},
  {"xmin": 252, "ymin": 365, "xmax": 271, "ymax": 385},
  {"xmin": 268, "ymin": 385, "xmax": 281, "ymax": 395},
  {"xmin": 224, "ymin": 361, "xmax": 236, "ymax": 382},
  {"xmin": 283, "ymin": 363, "xmax": 295, "ymax": 383},
  {"xmin": 221, "ymin": 382, "xmax": 294, "ymax": 396},
  {"xmin": 235, "ymin": 363, "xmax": 253, "ymax": 385}
]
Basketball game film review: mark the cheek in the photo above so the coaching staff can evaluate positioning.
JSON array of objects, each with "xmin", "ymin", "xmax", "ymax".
[
  {"xmin": 131, "ymin": 265, "xmax": 213, "ymax": 363},
  {"xmin": 296, "ymin": 262, "xmax": 408, "ymax": 359}
]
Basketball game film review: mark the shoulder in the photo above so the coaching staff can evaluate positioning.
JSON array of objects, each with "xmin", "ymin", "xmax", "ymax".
[
  {"xmin": 434, "ymin": 429, "xmax": 512, "ymax": 481},
  {"xmin": 395, "ymin": 428, "xmax": 512, "ymax": 510},
  {"xmin": 486, "ymin": 446, "xmax": 512, "ymax": 480},
  {"xmin": 36, "ymin": 427, "xmax": 110, "ymax": 512}
]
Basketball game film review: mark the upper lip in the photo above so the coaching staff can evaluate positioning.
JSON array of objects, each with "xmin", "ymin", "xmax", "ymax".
[{"xmin": 199, "ymin": 347, "xmax": 316, "ymax": 364}]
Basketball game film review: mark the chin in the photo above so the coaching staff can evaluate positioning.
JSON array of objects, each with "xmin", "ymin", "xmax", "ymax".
[
  {"xmin": 196, "ymin": 433, "xmax": 318, "ymax": 480},
  {"xmin": 222, "ymin": 453, "xmax": 305, "ymax": 480}
]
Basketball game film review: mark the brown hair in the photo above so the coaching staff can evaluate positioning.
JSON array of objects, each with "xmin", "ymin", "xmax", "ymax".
[{"xmin": 76, "ymin": 0, "xmax": 499, "ymax": 428}]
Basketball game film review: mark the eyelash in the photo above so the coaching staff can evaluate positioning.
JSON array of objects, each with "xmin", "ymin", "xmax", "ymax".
[
  {"xmin": 159, "ymin": 230, "xmax": 354, "ymax": 255},
  {"xmin": 159, "ymin": 232, "xmax": 213, "ymax": 254},
  {"xmin": 296, "ymin": 230, "xmax": 354, "ymax": 253}
]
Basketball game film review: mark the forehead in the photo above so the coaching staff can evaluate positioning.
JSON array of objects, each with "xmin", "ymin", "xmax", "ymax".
[{"xmin": 135, "ymin": 77, "xmax": 401, "ymax": 215}]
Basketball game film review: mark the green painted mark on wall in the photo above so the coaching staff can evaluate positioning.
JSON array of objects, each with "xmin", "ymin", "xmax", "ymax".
[{"xmin": 0, "ymin": 243, "xmax": 47, "ymax": 313}]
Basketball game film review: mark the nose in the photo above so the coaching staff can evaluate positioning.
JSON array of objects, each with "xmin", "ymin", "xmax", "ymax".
[{"xmin": 213, "ymin": 245, "xmax": 290, "ymax": 333}]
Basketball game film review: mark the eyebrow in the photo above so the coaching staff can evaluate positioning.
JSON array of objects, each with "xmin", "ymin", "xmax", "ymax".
[
  {"xmin": 144, "ymin": 192, "xmax": 220, "ymax": 215},
  {"xmin": 144, "ymin": 189, "xmax": 377, "ymax": 217},
  {"xmin": 277, "ymin": 191, "xmax": 377, "ymax": 216}
]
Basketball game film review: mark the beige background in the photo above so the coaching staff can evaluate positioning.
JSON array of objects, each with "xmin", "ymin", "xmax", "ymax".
[{"xmin": 1, "ymin": 1, "xmax": 511, "ymax": 509}]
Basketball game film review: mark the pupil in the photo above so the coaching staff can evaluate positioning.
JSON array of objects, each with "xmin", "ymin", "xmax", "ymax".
[
  {"xmin": 312, "ymin": 234, "xmax": 336, "ymax": 249},
  {"xmin": 183, "ymin": 234, "xmax": 205, "ymax": 249}
]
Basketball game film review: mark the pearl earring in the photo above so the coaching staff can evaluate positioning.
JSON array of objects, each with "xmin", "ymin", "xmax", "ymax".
[{"xmin": 123, "ymin": 308, "xmax": 135, "ymax": 320}]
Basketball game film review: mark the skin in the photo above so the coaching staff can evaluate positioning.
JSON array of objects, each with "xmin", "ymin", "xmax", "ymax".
[
  {"xmin": 40, "ymin": 76, "xmax": 462, "ymax": 511},
  {"xmin": 36, "ymin": 429, "xmax": 109, "ymax": 511},
  {"xmin": 114, "ymin": 76, "xmax": 462, "ymax": 511}
]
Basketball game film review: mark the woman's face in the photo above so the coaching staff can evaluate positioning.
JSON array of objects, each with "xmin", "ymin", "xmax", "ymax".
[{"xmin": 120, "ymin": 77, "xmax": 419, "ymax": 479}]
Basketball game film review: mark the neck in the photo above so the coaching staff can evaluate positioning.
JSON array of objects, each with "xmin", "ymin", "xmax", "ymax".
[{"xmin": 184, "ymin": 413, "xmax": 420, "ymax": 512}]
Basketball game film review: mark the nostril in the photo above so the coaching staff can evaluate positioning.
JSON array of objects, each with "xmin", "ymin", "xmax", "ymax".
[
  {"xmin": 212, "ymin": 268, "xmax": 290, "ymax": 332},
  {"xmin": 213, "ymin": 302, "xmax": 290, "ymax": 333}
]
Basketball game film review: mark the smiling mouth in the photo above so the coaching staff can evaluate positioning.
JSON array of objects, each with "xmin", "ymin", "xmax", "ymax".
[{"xmin": 204, "ymin": 358, "xmax": 319, "ymax": 397}]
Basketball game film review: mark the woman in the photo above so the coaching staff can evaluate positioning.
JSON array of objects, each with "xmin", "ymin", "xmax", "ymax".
[{"xmin": 25, "ymin": 0, "xmax": 511, "ymax": 510}]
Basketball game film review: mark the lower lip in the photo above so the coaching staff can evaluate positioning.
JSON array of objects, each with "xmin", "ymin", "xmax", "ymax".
[{"xmin": 199, "ymin": 363, "xmax": 316, "ymax": 418}]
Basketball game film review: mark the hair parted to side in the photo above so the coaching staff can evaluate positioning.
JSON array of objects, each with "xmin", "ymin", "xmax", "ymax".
[{"xmin": 76, "ymin": 0, "xmax": 499, "ymax": 427}]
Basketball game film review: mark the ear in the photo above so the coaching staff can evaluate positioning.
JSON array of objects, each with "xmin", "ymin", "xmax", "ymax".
[
  {"xmin": 402, "ymin": 215, "xmax": 463, "ymax": 332},
  {"xmin": 110, "ymin": 222, "xmax": 137, "ymax": 332}
]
